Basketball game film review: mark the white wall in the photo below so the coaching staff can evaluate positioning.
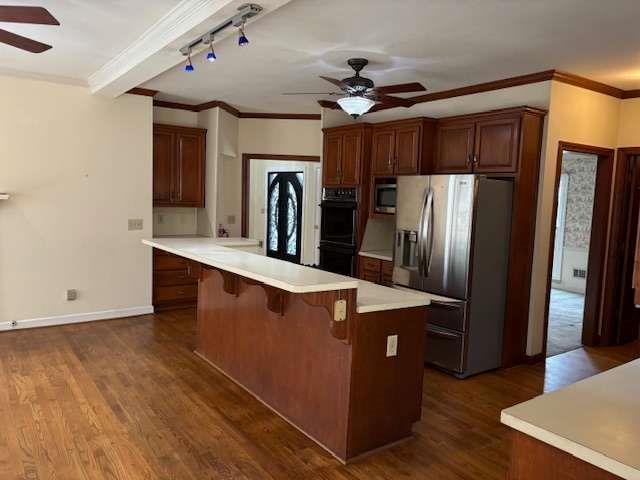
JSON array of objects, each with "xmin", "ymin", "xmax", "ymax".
[
  {"xmin": 215, "ymin": 118, "xmax": 322, "ymax": 238},
  {"xmin": 527, "ymin": 81, "xmax": 621, "ymax": 355},
  {"xmin": 249, "ymin": 160, "xmax": 320, "ymax": 264},
  {"xmin": 0, "ymin": 75, "xmax": 153, "ymax": 325}
]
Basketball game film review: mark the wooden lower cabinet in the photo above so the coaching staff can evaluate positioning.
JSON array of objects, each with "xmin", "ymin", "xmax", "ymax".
[
  {"xmin": 153, "ymin": 248, "xmax": 200, "ymax": 311},
  {"xmin": 358, "ymin": 256, "xmax": 393, "ymax": 286}
]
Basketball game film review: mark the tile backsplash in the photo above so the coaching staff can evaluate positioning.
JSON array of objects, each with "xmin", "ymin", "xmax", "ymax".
[{"xmin": 153, "ymin": 207, "xmax": 199, "ymax": 236}]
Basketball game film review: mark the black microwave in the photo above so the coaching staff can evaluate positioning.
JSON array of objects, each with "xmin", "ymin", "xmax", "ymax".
[{"xmin": 374, "ymin": 183, "xmax": 396, "ymax": 214}]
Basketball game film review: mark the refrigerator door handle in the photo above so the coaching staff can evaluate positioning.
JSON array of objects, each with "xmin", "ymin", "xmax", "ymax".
[
  {"xmin": 426, "ymin": 190, "xmax": 434, "ymax": 276},
  {"xmin": 418, "ymin": 189, "xmax": 433, "ymax": 277}
]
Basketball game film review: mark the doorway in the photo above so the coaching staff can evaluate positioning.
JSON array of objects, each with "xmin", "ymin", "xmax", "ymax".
[
  {"xmin": 543, "ymin": 142, "xmax": 615, "ymax": 357},
  {"xmin": 266, "ymin": 172, "xmax": 303, "ymax": 263}
]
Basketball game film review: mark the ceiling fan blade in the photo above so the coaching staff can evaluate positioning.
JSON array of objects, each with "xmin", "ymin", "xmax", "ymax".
[
  {"xmin": 318, "ymin": 100, "xmax": 339, "ymax": 109},
  {"xmin": 0, "ymin": 28, "xmax": 52, "ymax": 53},
  {"xmin": 372, "ymin": 92, "xmax": 414, "ymax": 108},
  {"xmin": 319, "ymin": 76, "xmax": 347, "ymax": 90},
  {"xmin": 372, "ymin": 82, "xmax": 427, "ymax": 94},
  {"xmin": 0, "ymin": 6, "xmax": 59, "ymax": 25}
]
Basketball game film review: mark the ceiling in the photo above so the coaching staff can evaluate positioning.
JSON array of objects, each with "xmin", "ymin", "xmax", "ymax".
[
  {"xmin": 0, "ymin": 0, "xmax": 181, "ymax": 83},
  {"xmin": 142, "ymin": 0, "xmax": 640, "ymax": 113}
]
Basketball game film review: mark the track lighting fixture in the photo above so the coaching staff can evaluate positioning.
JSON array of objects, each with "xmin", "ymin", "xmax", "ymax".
[
  {"xmin": 206, "ymin": 37, "xmax": 217, "ymax": 62},
  {"xmin": 184, "ymin": 48, "xmax": 194, "ymax": 72},
  {"xmin": 238, "ymin": 22, "xmax": 249, "ymax": 46},
  {"xmin": 179, "ymin": 3, "xmax": 262, "ymax": 73}
]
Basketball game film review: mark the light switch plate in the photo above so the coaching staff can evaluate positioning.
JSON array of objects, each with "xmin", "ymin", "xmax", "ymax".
[
  {"xmin": 128, "ymin": 218, "xmax": 143, "ymax": 231},
  {"xmin": 228, "ymin": 215, "xmax": 236, "ymax": 225},
  {"xmin": 66, "ymin": 289, "xmax": 78, "ymax": 301},
  {"xmin": 386, "ymin": 335, "xmax": 398, "ymax": 357}
]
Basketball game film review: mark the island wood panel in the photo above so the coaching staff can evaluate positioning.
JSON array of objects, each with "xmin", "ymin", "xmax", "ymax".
[
  {"xmin": 196, "ymin": 267, "xmax": 353, "ymax": 460},
  {"xmin": 347, "ymin": 306, "xmax": 426, "ymax": 458},
  {"xmin": 507, "ymin": 431, "xmax": 623, "ymax": 480},
  {"xmin": 195, "ymin": 265, "xmax": 427, "ymax": 462}
]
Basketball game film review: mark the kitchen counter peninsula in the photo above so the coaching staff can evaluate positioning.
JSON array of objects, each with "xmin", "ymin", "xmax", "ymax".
[{"xmin": 143, "ymin": 237, "xmax": 435, "ymax": 462}]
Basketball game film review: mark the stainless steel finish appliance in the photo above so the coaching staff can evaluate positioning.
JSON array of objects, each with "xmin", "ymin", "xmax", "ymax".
[
  {"xmin": 394, "ymin": 175, "xmax": 513, "ymax": 378},
  {"xmin": 319, "ymin": 187, "xmax": 358, "ymax": 275},
  {"xmin": 373, "ymin": 182, "xmax": 396, "ymax": 214}
]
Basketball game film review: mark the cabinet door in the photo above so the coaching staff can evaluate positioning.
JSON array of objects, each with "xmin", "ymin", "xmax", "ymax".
[
  {"xmin": 434, "ymin": 122, "xmax": 475, "ymax": 173},
  {"xmin": 323, "ymin": 134, "xmax": 342, "ymax": 185},
  {"xmin": 340, "ymin": 130, "xmax": 362, "ymax": 186},
  {"xmin": 371, "ymin": 129, "xmax": 396, "ymax": 176},
  {"xmin": 175, "ymin": 132, "xmax": 205, "ymax": 207},
  {"xmin": 153, "ymin": 130, "xmax": 175, "ymax": 205},
  {"xmin": 473, "ymin": 117, "xmax": 520, "ymax": 173},
  {"xmin": 395, "ymin": 124, "xmax": 421, "ymax": 175}
]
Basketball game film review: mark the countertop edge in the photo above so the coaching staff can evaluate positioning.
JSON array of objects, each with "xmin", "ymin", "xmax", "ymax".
[
  {"xmin": 357, "ymin": 300, "xmax": 430, "ymax": 314},
  {"xmin": 358, "ymin": 251, "xmax": 393, "ymax": 262},
  {"xmin": 500, "ymin": 411, "xmax": 640, "ymax": 480},
  {"xmin": 143, "ymin": 239, "xmax": 359, "ymax": 294}
]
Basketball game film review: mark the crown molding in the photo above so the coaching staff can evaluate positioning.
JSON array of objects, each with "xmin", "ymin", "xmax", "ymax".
[
  {"xmin": 152, "ymin": 98, "xmax": 320, "ymax": 119},
  {"xmin": 622, "ymin": 89, "xmax": 640, "ymax": 99},
  {"xmin": 126, "ymin": 87, "xmax": 159, "ymax": 97},
  {"xmin": 551, "ymin": 70, "xmax": 625, "ymax": 98},
  {"xmin": 88, "ymin": 0, "xmax": 237, "ymax": 96}
]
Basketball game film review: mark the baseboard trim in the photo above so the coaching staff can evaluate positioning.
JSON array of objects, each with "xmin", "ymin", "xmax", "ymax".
[{"xmin": 0, "ymin": 305, "xmax": 154, "ymax": 332}]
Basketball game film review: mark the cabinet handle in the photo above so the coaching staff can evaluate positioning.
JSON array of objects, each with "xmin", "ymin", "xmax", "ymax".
[
  {"xmin": 467, "ymin": 154, "xmax": 472, "ymax": 166},
  {"xmin": 473, "ymin": 154, "xmax": 478, "ymax": 166}
]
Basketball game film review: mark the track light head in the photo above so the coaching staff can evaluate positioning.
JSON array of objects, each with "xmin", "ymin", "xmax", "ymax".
[
  {"xmin": 206, "ymin": 40, "xmax": 217, "ymax": 62},
  {"xmin": 238, "ymin": 23, "xmax": 249, "ymax": 46},
  {"xmin": 184, "ymin": 48, "xmax": 194, "ymax": 72}
]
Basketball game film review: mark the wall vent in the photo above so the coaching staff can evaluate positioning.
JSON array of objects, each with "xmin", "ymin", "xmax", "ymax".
[{"xmin": 573, "ymin": 268, "xmax": 587, "ymax": 279}]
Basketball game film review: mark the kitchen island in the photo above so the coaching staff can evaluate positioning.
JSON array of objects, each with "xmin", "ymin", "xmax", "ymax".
[
  {"xmin": 143, "ymin": 237, "xmax": 438, "ymax": 462},
  {"xmin": 502, "ymin": 359, "xmax": 640, "ymax": 479}
]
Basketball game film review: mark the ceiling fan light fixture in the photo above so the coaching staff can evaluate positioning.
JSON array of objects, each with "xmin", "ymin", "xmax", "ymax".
[{"xmin": 337, "ymin": 96, "xmax": 375, "ymax": 118}]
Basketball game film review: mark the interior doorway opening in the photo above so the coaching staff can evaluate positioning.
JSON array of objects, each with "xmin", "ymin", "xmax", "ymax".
[
  {"xmin": 547, "ymin": 151, "xmax": 597, "ymax": 356},
  {"xmin": 543, "ymin": 142, "xmax": 615, "ymax": 358}
]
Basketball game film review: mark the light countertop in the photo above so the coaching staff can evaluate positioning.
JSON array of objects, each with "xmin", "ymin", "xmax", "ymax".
[
  {"xmin": 358, "ymin": 250, "xmax": 393, "ymax": 262},
  {"xmin": 501, "ymin": 358, "xmax": 640, "ymax": 480},
  {"xmin": 144, "ymin": 237, "xmax": 436, "ymax": 313},
  {"xmin": 145, "ymin": 237, "xmax": 358, "ymax": 294}
]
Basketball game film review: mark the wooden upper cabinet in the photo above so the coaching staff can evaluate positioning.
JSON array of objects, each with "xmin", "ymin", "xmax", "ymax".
[
  {"xmin": 153, "ymin": 124, "xmax": 206, "ymax": 207},
  {"xmin": 473, "ymin": 117, "xmax": 520, "ymax": 173},
  {"xmin": 175, "ymin": 133, "xmax": 205, "ymax": 206},
  {"xmin": 395, "ymin": 124, "xmax": 421, "ymax": 175},
  {"xmin": 323, "ymin": 133, "xmax": 343, "ymax": 185},
  {"xmin": 434, "ymin": 121, "xmax": 475, "ymax": 173},
  {"xmin": 153, "ymin": 130, "xmax": 174, "ymax": 204},
  {"xmin": 341, "ymin": 130, "xmax": 363, "ymax": 186},
  {"xmin": 371, "ymin": 129, "xmax": 395, "ymax": 176},
  {"xmin": 371, "ymin": 121, "xmax": 423, "ymax": 176}
]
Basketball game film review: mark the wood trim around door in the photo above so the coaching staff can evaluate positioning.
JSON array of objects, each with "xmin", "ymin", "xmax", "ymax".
[
  {"xmin": 241, "ymin": 154, "xmax": 321, "ymax": 237},
  {"xmin": 601, "ymin": 147, "xmax": 640, "ymax": 344},
  {"xmin": 541, "ymin": 142, "xmax": 615, "ymax": 356}
]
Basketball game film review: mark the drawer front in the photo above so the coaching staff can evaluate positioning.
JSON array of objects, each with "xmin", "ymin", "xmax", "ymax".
[
  {"xmin": 381, "ymin": 260, "xmax": 393, "ymax": 285},
  {"xmin": 154, "ymin": 253, "xmax": 189, "ymax": 271},
  {"xmin": 360, "ymin": 256, "xmax": 382, "ymax": 272},
  {"xmin": 154, "ymin": 269, "xmax": 196, "ymax": 287},
  {"xmin": 425, "ymin": 325, "xmax": 465, "ymax": 373},
  {"xmin": 426, "ymin": 300, "xmax": 467, "ymax": 332},
  {"xmin": 360, "ymin": 269, "xmax": 380, "ymax": 283},
  {"xmin": 154, "ymin": 284, "xmax": 198, "ymax": 303}
]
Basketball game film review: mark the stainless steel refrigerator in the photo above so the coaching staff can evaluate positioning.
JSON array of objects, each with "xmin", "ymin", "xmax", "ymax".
[{"xmin": 393, "ymin": 175, "xmax": 513, "ymax": 378}]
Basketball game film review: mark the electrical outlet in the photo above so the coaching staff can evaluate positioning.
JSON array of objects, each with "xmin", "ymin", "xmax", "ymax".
[
  {"xmin": 333, "ymin": 300, "xmax": 347, "ymax": 322},
  {"xmin": 10, "ymin": 320, "xmax": 17, "ymax": 328},
  {"xmin": 66, "ymin": 289, "xmax": 78, "ymax": 301},
  {"xmin": 128, "ymin": 218, "xmax": 143, "ymax": 231},
  {"xmin": 386, "ymin": 335, "xmax": 398, "ymax": 357},
  {"xmin": 228, "ymin": 215, "xmax": 236, "ymax": 225}
]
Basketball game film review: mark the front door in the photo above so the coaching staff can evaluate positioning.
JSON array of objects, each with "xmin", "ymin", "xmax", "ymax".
[{"xmin": 267, "ymin": 172, "xmax": 303, "ymax": 263}]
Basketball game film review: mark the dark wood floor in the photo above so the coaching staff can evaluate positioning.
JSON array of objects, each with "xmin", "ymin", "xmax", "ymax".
[{"xmin": 0, "ymin": 309, "xmax": 637, "ymax": 480}]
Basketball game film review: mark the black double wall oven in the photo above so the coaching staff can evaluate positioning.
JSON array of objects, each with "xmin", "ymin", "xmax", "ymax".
[{"xmin": 319, "ymin": 187, "xmax": 357, "ymax": 276}]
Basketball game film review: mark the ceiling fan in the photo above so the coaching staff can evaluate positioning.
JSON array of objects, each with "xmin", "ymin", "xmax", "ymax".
[
  {"xmin": 283, "ymin": 58, "xmax": 426, "ymax": 118},
  {"xmin": 0, "ymin": 6, "xmax": 59, "ymax": 53}
]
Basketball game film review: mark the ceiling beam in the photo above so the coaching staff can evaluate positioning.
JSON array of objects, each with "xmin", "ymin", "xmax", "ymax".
[{"xmin": 89, "ymin": 0, "xmax": 293, "ymax": 98}]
